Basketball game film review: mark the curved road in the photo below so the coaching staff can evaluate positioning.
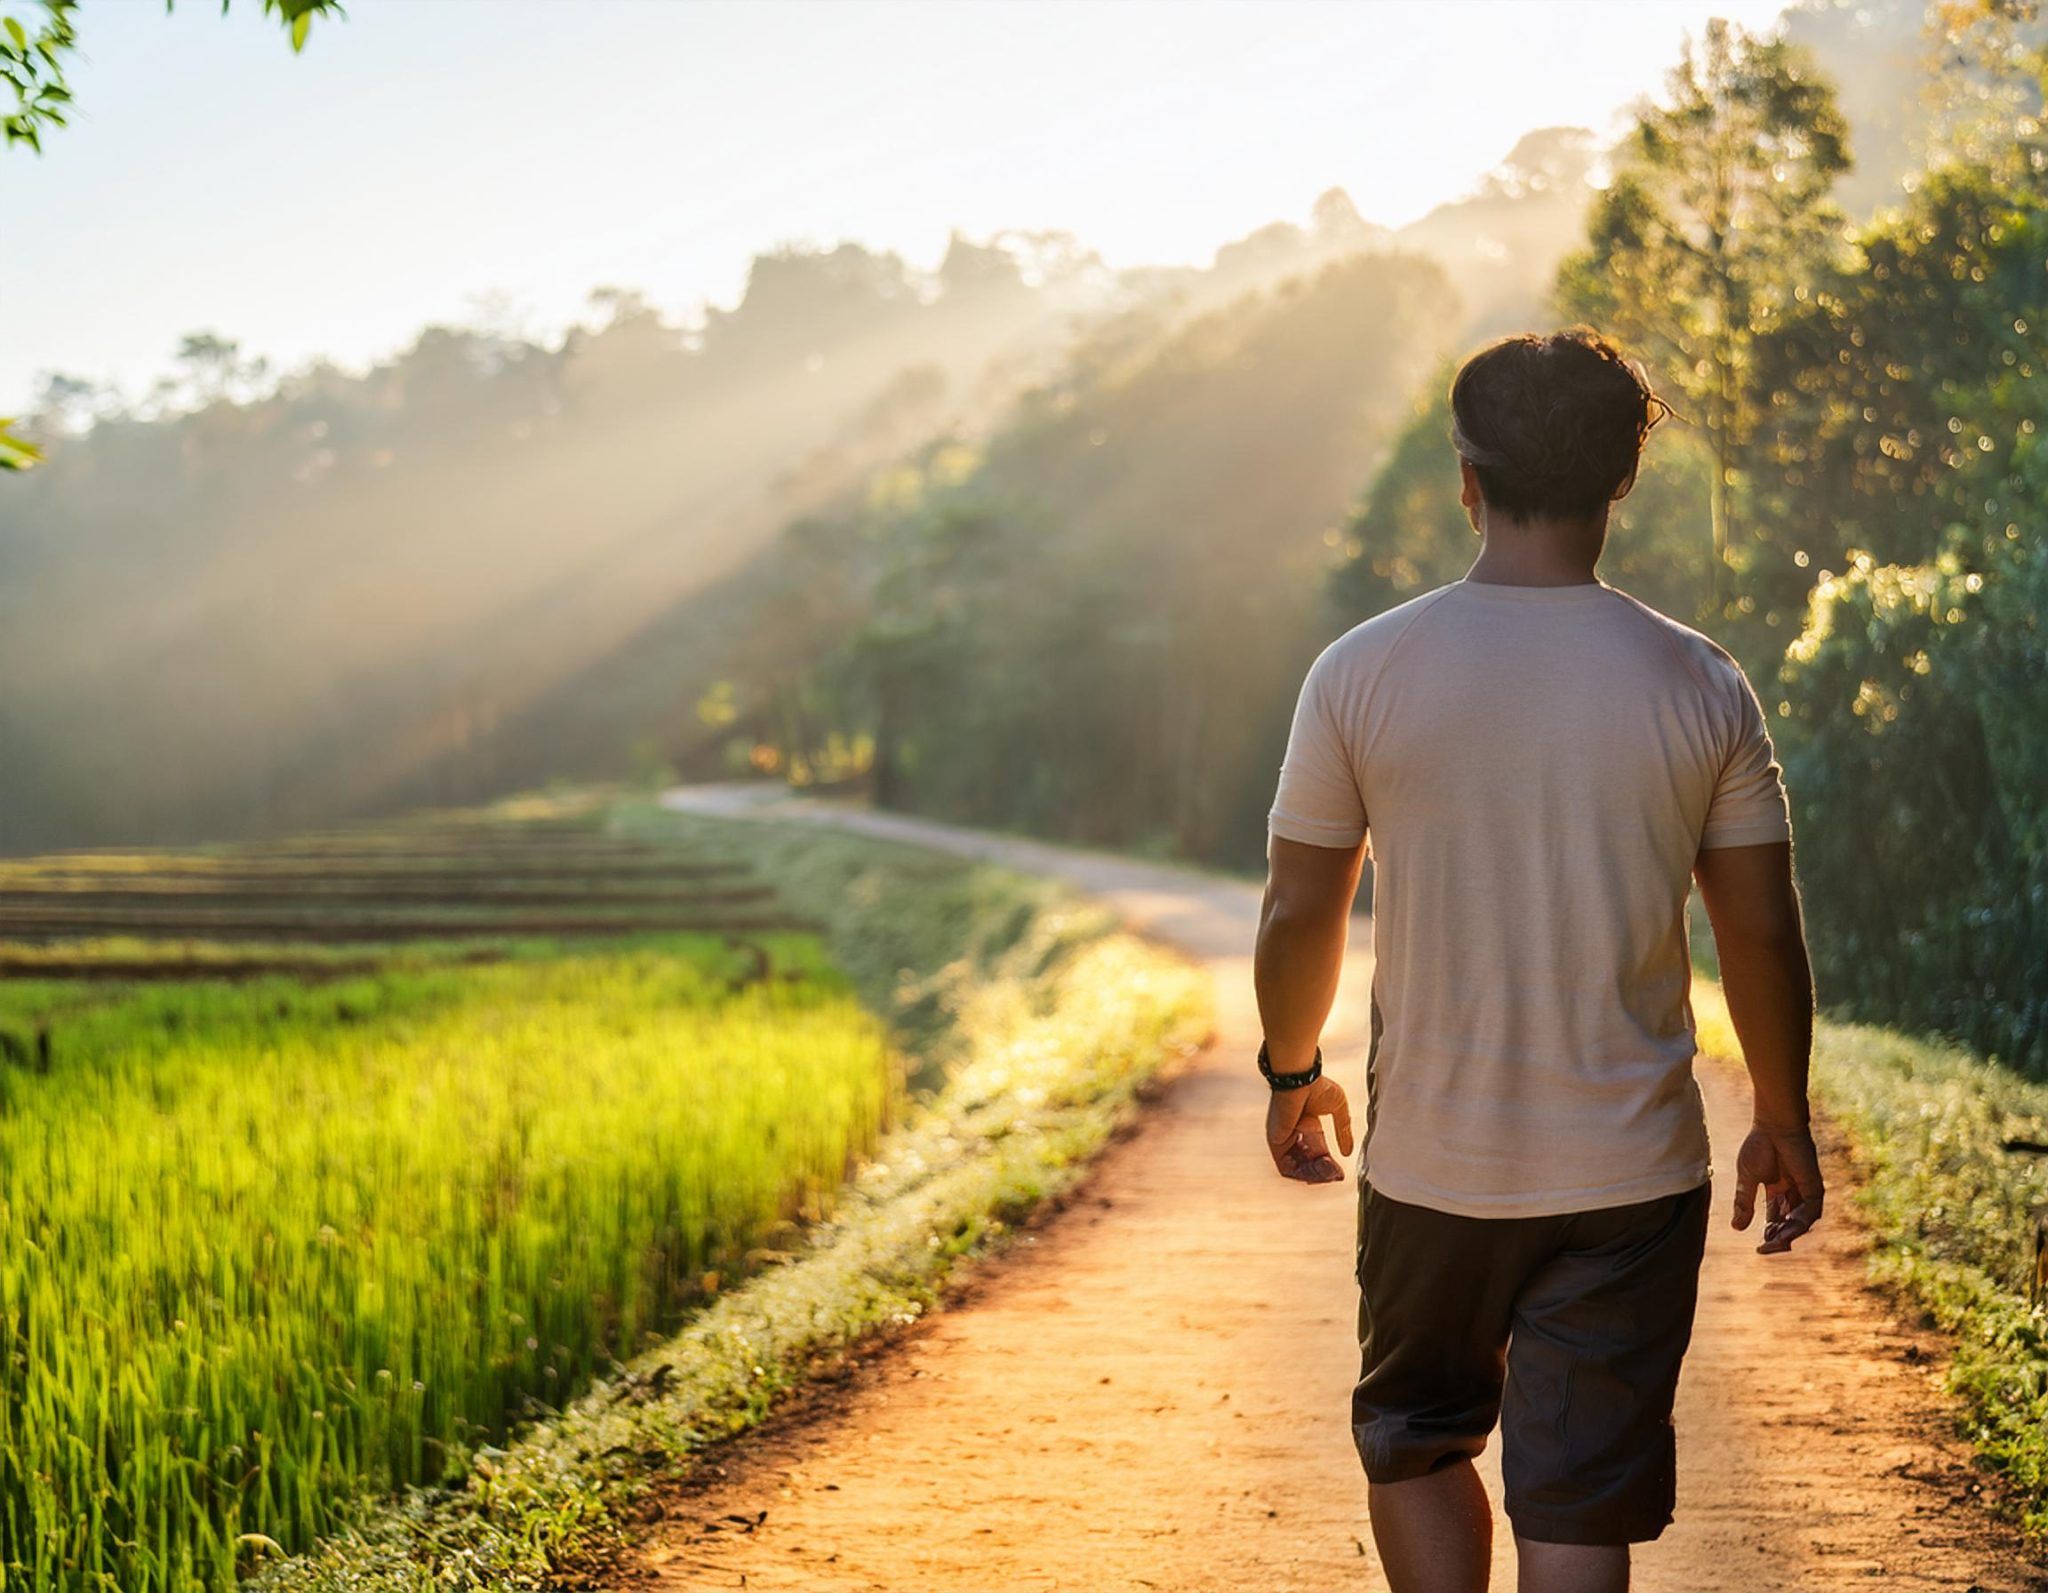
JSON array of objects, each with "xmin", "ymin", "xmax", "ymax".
[{"xmin": 628, "ymin": 784, "xmax": 2040, "ymax": 1592}]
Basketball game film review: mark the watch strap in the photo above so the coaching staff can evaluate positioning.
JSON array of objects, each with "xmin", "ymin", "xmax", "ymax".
[{"xmin": 1257, "ymin": 1040, "xmax": 1322, "ymax": 1090}]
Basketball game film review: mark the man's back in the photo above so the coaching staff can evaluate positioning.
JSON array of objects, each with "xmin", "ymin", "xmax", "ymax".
[
  {"xmin": 1254, "ymin": 329, "xmax": 1822, "ymax": 1587},
  {"xmin": 1266, "ymin": 575, "xmax": 1791, "ymax": 1216}
]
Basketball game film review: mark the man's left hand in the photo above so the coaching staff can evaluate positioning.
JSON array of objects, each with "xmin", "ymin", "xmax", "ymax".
[{"xmin": 1265, "ymin": 1076, "xmax": 1354, "ymax": 1183}]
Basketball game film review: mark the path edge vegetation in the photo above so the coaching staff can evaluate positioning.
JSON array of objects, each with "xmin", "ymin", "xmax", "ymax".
[
  {"xmin": 254, "ymin": 798, "xmax": 1211, "ymax": 1592},
  {"xmin": 1694, "ymin": 988, "xmax": 2048, "ymax": 1540}
]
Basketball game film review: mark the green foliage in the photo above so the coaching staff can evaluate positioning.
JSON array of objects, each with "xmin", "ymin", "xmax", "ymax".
[
  {"xmin": 1917, "ymin": 0, "xmax": 2048, "ymax": 185},
  {"xmin": 1807, "ymin": 1020, "xmax": 2048, "ymax": 1528},
  {"xmin": 1765, "ymin": 153, "xmax": 2048, "ymax": 1071},
  {"xmin": 2, "ymin": 0, "xmax": 342, "ymax": 474},
  {"xmin": 0, "ymin": 234, "xmax": 1072, "ymax": 846},
  {"xmin": 0, "ymin": 798, "xmax": 1207, "ymax": 1589},
  {"xmin": 608, "ymin": 799, "xmax": 1100, "ymax": 1077},
  {"xmin": 1779, "ymin": 530, "xmax": 2048, "ymax": 1073},
  {"xmin": 260, "ymin": 0, "xmax": 337, "ymax": 54},
  {"xmin": 1540, "ymin": 13, "xmax": 2048, "ymax": 1073},
  {"xmin": 0, "ymin": 0, "xmax": 74, "ymax": 152},
  {"xmin": 2, "ymin": 0, "xmax": 341, "ymax": 155},
  {"xmin": 1744, "ymin": 157, "xmax": 2045, "ymax": 630},
  {"xmin": 1690, "ymin": 982, "xmax": 2048, "ymax": 1527},
  {"xmin": 1556, "ymin": 16, "xmax": 1852, "ymax": 603},
  {"xmin": 0, "ymin": 417, "xmax": 40, "ymax": 469}
]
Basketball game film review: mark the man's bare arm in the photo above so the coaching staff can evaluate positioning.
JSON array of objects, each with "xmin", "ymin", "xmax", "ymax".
[
  {"xmin": 1254, "ymin": 835, "xmax": 1366, "ymax": 1183},
  {"xmin": 1694, "ymin": 840, "xmax": 1823, "ymax": 1253}
]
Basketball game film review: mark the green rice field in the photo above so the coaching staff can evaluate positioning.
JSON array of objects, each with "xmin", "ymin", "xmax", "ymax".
[{"xmin": 0, "ymin": 801, "xmax": 894, "ymax": 1591}]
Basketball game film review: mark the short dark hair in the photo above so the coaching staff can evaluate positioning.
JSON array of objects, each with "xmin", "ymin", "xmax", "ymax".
[{"xmin": 1448, "ymin": 327, "xmax": 1671, "ymax": 524}]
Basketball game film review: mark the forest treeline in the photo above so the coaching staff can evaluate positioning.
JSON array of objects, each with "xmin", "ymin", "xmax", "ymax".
[
  {"xmin": 0, "ymin": 233, "xmax": 1102, "ymax": 844},
  {"xmin": 0, "ymin": 121, "xmax": 1597, "ymax": 850}
]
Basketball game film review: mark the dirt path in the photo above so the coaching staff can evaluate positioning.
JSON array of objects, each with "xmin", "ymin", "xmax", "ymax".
[{"xmin": 626, "ymin": 785, "xmax": 2041, "ymax": 1591}]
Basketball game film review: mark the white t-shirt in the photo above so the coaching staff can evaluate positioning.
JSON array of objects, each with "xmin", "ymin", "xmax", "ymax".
[{"xmin": 1266, "ymin": 576, "xmax": 1793, "ymax": 1218}]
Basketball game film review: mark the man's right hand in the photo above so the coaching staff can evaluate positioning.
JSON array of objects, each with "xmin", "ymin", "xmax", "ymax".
[
  {"xmin": 1731, "ymin": 1123, "xmax": 1824, "ymax": 1254},
  {"xmin": 1265, "ymin": 1075, "xmax": 1354, "ymax": 1184}
]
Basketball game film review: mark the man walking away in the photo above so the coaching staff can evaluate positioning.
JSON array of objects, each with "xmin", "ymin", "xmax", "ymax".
[{"xmin": 1250, "ymin": 327, "xmax": 1823, "ymax": 1593}]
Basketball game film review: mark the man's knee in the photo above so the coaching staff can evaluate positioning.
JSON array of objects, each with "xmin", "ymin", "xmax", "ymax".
[{"xmin": 1512, "ymin": 1535, "xmax": 1630, "ymax": 1593}]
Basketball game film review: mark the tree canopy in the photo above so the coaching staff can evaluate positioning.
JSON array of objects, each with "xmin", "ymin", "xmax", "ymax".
[{"xmin": 1555, "ymin": 16, "xmax": 1852, "ymax": 606}]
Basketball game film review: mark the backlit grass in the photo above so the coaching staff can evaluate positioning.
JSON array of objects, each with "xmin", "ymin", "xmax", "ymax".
[
  {"xmin": 0, "ymin": 935, "xmax": 889, "ymax": 1591},
  {"xmin": 1694, "ymin": 984, "xmax": 2048, "ymax": 1534}
]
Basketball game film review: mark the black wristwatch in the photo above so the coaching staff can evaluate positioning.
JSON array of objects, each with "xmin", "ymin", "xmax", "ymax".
[{"xmin": 1257, "ymin": 1040, "xmax": 1322, "ymax": 1091}]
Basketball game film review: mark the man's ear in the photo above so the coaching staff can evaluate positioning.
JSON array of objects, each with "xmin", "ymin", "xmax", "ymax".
[
  {"xmin": 1611, "ymin": 460, "xmax": 1641, "ymax": 502},
  {"xmin": 1458, "ymin": 455, "xmax": 1481, "ymax": 510},
  {"xmin": 1458, "ymin": 457, "xmax": 1487, "ymax": 536}
]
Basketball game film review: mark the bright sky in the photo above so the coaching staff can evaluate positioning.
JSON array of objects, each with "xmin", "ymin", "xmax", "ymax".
[{"xmin": 0, "ymin": 0, "xmax": 1789, "ymax": 410}]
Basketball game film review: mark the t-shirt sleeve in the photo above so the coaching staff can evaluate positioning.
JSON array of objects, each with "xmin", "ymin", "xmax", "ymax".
[
  {"xmin": 1700, "ymin": 662, "xmax": 1793, "ymax": 850},
  {"xmin": 1266, "ymin": 645, "xmax": 1367, "ymax": 850}
]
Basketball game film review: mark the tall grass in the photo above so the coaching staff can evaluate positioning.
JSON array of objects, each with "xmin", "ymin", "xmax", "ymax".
[
  {"xmin": 1694, "ymin": 982, "xmax": 2048, "ymax": 1533},
  {"xmin": 1804, "ymin": 1023, "xmax": 2048, "ymax": 1529},
  {"xmin": 0, "ymin": 936, "xmax": 889, "ymax": 1592}
]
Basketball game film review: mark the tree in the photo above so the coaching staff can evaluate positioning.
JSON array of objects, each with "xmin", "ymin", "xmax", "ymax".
[
  {"xmin": 1477, "ymin": 126, "xmax": 1599, "ymax": 202},
  {"xmin": 1743, "ymin": 155, "xmax": 2043, "ymax": 622},
  {"xmin": 1556, "ymin": 18, "xmax": 1851, "ymax": 608},
  {"xmin": 0, "ymin": 0, "xmax": 76, "ymax": 154},
  {"xmin": 29, "ymin": 370, "xmax": 105, "ymax": 435},
  {"xmin": 1754, "ymin": 55, "xmax": 2048, "ymax": 1070},
  {"xmin": 174, "ymin": 331, "xmax": 267, "ymax": 408}
]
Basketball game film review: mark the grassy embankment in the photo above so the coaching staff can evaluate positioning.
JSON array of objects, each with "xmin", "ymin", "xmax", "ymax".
[
  {"xmin": 1692, "ymin": 982, "xmax": 2048, "ymax": 1535},
  {"xmin": 260, "ymin": 798, "xmax": 1209, "ymax": 1591}
]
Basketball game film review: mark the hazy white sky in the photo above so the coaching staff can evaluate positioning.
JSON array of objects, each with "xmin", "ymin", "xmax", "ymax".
[{"xmin": 0, "ymin": 0, "xmax": 1789, "ymax": 409}]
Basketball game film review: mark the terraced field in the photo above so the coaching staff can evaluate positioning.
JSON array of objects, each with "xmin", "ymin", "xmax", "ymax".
[{"xmin": 0, "ymin": 799, "xmax": 893, "ymax": 1593}]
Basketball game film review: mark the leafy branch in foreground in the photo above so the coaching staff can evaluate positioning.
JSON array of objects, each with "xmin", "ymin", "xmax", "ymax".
[
  {"xmin": 1, "ymin": 0, "xmax": 344, "ymax": 470},
  {"xmin": 0, "ymin": 419, "xmax": 41, "ymax": 470},
  {"xmin": 4, "ymin": 1, "xmax": 342, "ymax": 154}
]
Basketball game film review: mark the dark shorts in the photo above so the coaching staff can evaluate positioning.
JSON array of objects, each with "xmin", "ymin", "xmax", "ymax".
[{"xmin": 1351, "ymin": 1176, "xmax": 1712, "ymax": 1546}]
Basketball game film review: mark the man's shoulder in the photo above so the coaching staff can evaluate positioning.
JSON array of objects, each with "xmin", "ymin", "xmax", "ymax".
[
  {"xmin": 1315, "ymin": 583, "xmax": 1462, "ymax": 677},
  {"xmin": 1602, "ymin": 585, "xmax": 1747, "ymax": 695}
]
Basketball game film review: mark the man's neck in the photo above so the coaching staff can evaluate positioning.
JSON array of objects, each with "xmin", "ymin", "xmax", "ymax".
[{"xmin": 1464, "ymin": 515, "xmax": 1606, "ymax": 588}]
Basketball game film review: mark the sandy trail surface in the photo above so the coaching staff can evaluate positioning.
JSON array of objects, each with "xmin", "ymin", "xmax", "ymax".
[{"xmin": 620, "ymin": 784, "xmax": 2041, "ymax": 1591}]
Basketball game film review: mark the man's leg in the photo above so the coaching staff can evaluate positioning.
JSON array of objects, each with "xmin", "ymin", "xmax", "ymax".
[
  {"xmin": 1514, "ymin": 1539, "xmax": 1627, "ymax": 1593},
  {"xmin": 1499, "ymin": 1183, "xmax": 1712, "ymax": 1579},
  {"xmin": 1369, "ymin": 1462, "xmax": 1492, "ymax": 1593},
  {"xmin": 1354, "ymin": 1181, "xmax": 1545, "ymax": 1593}
]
